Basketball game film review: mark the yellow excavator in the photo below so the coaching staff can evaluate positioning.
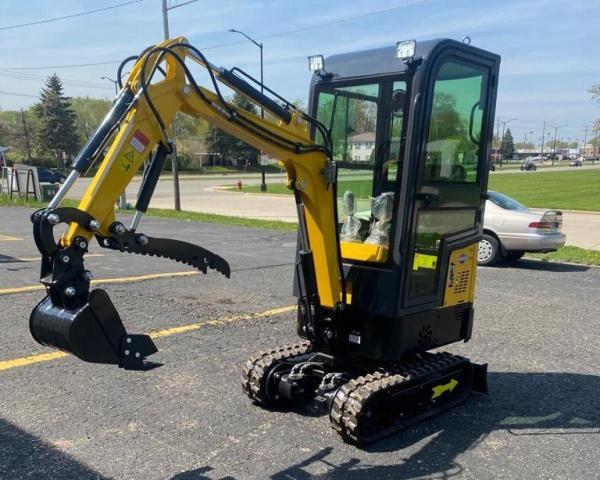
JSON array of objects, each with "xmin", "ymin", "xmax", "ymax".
[{"xmin": 29, "ymin": 37, "xmax": 499, "ymax": 444}]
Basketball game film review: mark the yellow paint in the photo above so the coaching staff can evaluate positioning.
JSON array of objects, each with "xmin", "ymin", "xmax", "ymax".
[
  {"xmin": 149, "ymin": 305, "xmax": 295, "ymax": 339},
  {"xmin": 0, "ymin": 305, "xmax": 295, "ymax": 372},
  {"xmin": 0, "ymin": 270, "xmax": 199, "ymax": 296},
  {"xmin": 413, "ymin": 252, "xmax": 437, "ymax": 271},
  {"xmin": 0, "ymin": 233, "xmax": 22, "ymax": 241},
  {"xmin": 340, "ymin": 241, "xmax": 388, "ymax": 263},
  {"xmin": 0, "ymin": 253, "xmax": 105, "ymax": 263},
  {"xmin": 431, "ymin": 378, "xmax": 458, "ymax": 399},
  {"xmin": 0, "ymin": 351, "xmax": 69, "ymax": 371},
  {"xmin": 443, "ymin": 243, "xmax": 478, "ymax": 307}
]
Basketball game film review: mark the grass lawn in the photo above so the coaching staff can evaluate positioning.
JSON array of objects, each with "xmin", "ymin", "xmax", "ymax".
[
  {"xmin": 489, "ymin": 170, "xmax": 600, "ymax": 211},
  {"xmin": 526, "ymin": 246, "xmax": 600, "ymax": 266},
  {"xmin": 238, "ymin": 169, "xmax": 600, "ymax": 212}
]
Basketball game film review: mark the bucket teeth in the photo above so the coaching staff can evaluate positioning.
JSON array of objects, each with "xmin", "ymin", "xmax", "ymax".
[{"xmin": 98, "ymin": 233, "xmax": 231, "ymax": 278}]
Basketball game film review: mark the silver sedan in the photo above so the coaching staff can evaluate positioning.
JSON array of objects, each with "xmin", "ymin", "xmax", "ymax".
[{"xmin": 478, "ymin": 191, "xmax": 566, "ymax": 265}]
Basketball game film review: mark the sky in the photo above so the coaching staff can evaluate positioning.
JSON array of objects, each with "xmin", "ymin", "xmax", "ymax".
[{"xmin": 0, "ymin": 0, "xmax": 599, "ymax": 145}]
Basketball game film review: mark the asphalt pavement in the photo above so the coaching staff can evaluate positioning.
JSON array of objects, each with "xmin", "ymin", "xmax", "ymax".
[{"xmin": 0, "ymin": 206, "xmax": 599, "ymax": 479}]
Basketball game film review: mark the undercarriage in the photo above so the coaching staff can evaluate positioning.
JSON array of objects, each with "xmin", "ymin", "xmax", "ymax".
[{"xmin": 242, "ymin": 342, "xmax": 488, "ymax": 445}]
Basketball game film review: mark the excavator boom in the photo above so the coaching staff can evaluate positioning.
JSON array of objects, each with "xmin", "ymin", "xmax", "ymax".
[{"xmin": 29, "ymin": 37, "xmax": 342, "ymax": 369}]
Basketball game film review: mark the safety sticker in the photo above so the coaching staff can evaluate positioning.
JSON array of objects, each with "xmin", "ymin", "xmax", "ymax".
[
  {"xmin": 413, "ymin": 252, "xmax": 438, "ymax": 271},
  {"xmin": 130, "ymin": 130, "xmax": 150, "ymax": 154},
  {"xmin": 121, "ymin": 151, "xmax": 135, "ymax": 172}
]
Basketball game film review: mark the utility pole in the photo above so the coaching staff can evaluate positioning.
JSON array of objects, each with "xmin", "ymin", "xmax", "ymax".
[
  {"xmin": 539, "ymin": 121, "xmax": 546, "ymax": 160},
  {"xmin": 101, "ymin": 76, "xmax": 128, "ymax": 208},
  {"xmin": 594, "ymin": 124, "xmax": 599, "ymax": 164},
  {"xmin": 19, "ymin": 109, "xmax": 33, "ymax": 164},
  {"xmin": 547, "ymin": 124, "xmax": 566, "ymax": 165},
  {"xmin": 583, "ymin": 126, "xmax": 588, "ymax": 160},
  {"xmin": 228, "ymin": 28, "xmax": 266, "ymax": 191},
  {"xmin": 160, "ymin": 0, "xmax": 200, "ymax": 211}
]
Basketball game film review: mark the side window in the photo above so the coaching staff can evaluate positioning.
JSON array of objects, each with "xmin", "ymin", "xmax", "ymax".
[
  {"xmin": 424, "ymin": 62, "xmax": 487, "ymax": 183},
  {"xmin": 316, "ymin": 83, "xmax": 380, "ymax": 220}
]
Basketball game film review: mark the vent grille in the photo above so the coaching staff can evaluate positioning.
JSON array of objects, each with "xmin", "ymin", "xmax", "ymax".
[{"xmin": 453, "ymin": 270, "xmax": 470, "ymax": 294}]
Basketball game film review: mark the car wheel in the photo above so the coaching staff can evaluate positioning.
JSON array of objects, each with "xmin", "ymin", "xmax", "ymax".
[
  {"xmin": 503, "ymin": 251, "xmax": 524, "ymax": 262},
  {"xmin": 478, "ymin": 234, "xmax": 500, "ymax": 266}
]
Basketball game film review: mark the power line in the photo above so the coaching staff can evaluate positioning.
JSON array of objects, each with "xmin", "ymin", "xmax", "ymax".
[
  {"xmin": 0, "ymin": 71, "xmax": 113, "ymax": 90},
  {"xmin": 0, "ymin": 0, "xmax": 429, "ymax": 70},
  {"xmin": 0, "ymin": 0, "xmax": 145, "ymax": 31},
  {"xmin": 0, "ymin": 90, "xmax": 38, "ymax": 99}
]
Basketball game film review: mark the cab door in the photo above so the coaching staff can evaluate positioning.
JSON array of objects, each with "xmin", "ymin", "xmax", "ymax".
[{"xmin": 404, "ymin": 54, "xmax": 497, "ymax": 308}]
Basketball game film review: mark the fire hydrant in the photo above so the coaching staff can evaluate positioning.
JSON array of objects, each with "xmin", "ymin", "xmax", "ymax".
[{"xmin": 237, "ymin": 179, "xmax": 242, "ymax": 190}]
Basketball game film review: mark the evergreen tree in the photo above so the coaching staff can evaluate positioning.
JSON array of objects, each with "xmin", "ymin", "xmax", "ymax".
[
  {"xmin": 35, "ymin": 74, "xmax": 78, "ymax": 169},
  {"xmin": 205, "ymin": 92, "xmax": 259, "ymax": 167},
  {"xmin": 500, "ymin": 128, "xmax": 515, "ymax": 160}
]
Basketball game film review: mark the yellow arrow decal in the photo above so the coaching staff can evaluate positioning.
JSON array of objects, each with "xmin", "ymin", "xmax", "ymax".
[{"xmin": 431, "ymin": 378, "xmax": 459, "ymax": 399}]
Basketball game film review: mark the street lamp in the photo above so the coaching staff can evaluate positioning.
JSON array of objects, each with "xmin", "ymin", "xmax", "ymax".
[
  {"xmin": 228, "ymin": 28, "xmax": 267, "ymax": 192},
  {"xmin": 100, "ymin": 76, "xmax": 118, "ymax": 96},
  {"xmin": 497, "ymin": 118, "xmax": 517, "ymax": 165}
]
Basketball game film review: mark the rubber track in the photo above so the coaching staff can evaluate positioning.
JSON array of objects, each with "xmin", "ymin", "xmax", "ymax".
[
  {"xmin": 329, "ymin": 352, "xmax": 468, "ymax": 444},
  {"xmin": 241, "ymin": 341, "xmax": 312, "ymax": 405}
]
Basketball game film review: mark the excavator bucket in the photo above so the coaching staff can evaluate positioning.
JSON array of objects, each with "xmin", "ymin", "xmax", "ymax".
[{"xmin": 30, "ymin": 289, "xmax": 158, "ymax": 370}]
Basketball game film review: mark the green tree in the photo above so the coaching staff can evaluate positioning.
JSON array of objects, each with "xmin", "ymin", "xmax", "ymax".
[
  {"xmin": 34, "ymin": 74, "xmax": 79, "ymax": 169},
  {"xmin": 205, "ymin": 92, "xmax": 259, "ymax": 167},
  {"xmin": 70, "ymin": 96, "xmax": 111, "ymax": 140},
  {"xmin": 501, "ymin": 128, "xmax": 515, "ymax": 160}
]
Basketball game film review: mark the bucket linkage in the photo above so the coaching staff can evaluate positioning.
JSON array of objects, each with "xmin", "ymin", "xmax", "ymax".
[{"xmin": 29, "ymin": 206, "xmax": 230, "ymax": 370}]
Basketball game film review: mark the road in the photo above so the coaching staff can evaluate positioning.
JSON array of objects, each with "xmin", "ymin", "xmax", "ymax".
[
  {"xmin": 1, "ymin": 206, "xmax": 598, "ymax": 479},
  {"xmin": 67, "ymin": 171, "xmax": 600, "ymax": 249}
]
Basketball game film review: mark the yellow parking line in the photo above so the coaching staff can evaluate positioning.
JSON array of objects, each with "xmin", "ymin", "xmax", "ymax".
[
  {"xmin": 3, "ymin": 253, "xmax": 105, "ymax": 263},
  {"xmin": 0, "ymin": 270, "xmax": 199, "ymax": 296},
  {"xmin": 0, "ymin": 233, "xmax": 22, "ymax": 241},
  {"xmin": 0, "ymin": 305, "xmax": 296, "ymax": 372},
  {"xmin": 0, "ymin": 351, "xmax": 69, "ymax": 371}
]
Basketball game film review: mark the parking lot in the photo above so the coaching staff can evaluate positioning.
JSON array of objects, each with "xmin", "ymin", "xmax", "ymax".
[{"xmin": 1, "ymin": 205, "xmax": 599, "ymax": 479}]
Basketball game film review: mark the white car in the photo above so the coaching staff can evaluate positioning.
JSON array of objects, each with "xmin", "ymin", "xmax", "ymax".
[{"xmin": 479, "ymin": 191, "xmax": 566, "ymax": 265}]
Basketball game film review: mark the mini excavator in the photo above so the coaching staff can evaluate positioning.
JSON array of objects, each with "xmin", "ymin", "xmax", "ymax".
[{"xmin": 29, "ymin": 37, "xmax": 499, "ymax": 444}]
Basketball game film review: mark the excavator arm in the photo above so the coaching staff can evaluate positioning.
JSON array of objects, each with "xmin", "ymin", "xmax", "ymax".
[{"xmin": 29, "ymin": 37, "xmax": 343, "ymax": 370}]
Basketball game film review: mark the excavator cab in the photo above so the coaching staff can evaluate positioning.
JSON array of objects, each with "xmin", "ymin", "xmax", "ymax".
[{"xmin": 298, "ymin": 39, "xmax": 499, "ymax": 361}]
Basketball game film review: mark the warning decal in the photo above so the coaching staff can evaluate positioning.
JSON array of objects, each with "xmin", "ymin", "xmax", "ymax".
[
  {"xmin": 121, "ymin": 150, "xmax": 135, "ymax": 172},
  {"xmin": 130, "ymin": 130, "xmax": 150, "ymax": 154}
]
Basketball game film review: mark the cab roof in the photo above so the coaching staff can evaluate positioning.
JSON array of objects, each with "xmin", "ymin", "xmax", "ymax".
[{"xmin": 313, "ymin": 38, "xmax": 499, "ymax": 83}]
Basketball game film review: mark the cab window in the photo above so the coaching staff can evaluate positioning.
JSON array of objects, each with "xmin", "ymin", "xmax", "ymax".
[{"xmin": 424, "ymin": 62, "xmax": 487, "ymax": 183}]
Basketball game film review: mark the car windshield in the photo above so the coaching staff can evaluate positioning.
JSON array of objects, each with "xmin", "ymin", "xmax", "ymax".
[{"xmin": 488, "ymin": 191, "xmax": 528, "ymax": 211}]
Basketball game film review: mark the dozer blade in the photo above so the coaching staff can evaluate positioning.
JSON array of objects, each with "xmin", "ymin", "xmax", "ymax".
[{"xmin": 30, "ymin": 289, "xmax": 159, "ymax": 370}]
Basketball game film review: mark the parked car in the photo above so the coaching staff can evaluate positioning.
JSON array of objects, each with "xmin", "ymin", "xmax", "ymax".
[
  {"xmin": 37, "ymin": 168, "xmax": 66, "ymax": 184},
  {"xmin": 520, "ymin": 159, "xmax": 537, "ymax": 171},
  {"xmin": 479, "ymin": 191, "xmax": 566, "ymax": 265},
  {"xmin": 569, "ymin": 158, "xmax": 583, "ymax": 167}
]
